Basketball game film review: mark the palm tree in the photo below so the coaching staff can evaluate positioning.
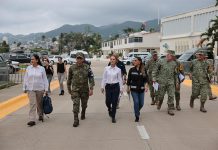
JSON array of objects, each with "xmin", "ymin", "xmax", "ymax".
[{"xmin": 200, "ymin": 1, "xmax": 218, "ymax": 51}]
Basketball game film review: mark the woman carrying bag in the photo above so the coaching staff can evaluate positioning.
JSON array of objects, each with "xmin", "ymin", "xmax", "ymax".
[
  {"xmin": 127, "ymin": 57, "xmax": 148, "ymax": 122},
  {"xmin": 23, "ymin": 54, "xmax": 48, "ymax": 127}
]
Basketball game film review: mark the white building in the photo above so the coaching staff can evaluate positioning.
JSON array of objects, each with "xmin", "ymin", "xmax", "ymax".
[
  {"xmin": 160, "ymin": 6, "xmax": 218, "ymax": 55},
  {"xmin": 101, "ymin": 31, "xmax": 160, "ymax": 57}
]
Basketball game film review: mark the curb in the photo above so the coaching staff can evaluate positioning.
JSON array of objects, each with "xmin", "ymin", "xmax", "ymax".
[{"xmin": 0, "ymin": 80, "xmax": 60, "ymax": 119}]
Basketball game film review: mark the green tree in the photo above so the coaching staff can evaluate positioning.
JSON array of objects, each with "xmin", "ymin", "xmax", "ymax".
[
  {"xmin": 0, "ymin": 41, "xmax": 10, "ymax": 53},
  {"xmin": 123, "ymin": 27, "xmax": 135, "ymax": 35},
  {"xmin": 52, "ymin": 37, "xmax": 57, "ymax": 43},
  {"xmin": 41, "ymin": 35, "xmax": 46, "ymax": 41},
  {"xmin": 200, "ymin": 1, "xmax": 218, "ymax": 51}
]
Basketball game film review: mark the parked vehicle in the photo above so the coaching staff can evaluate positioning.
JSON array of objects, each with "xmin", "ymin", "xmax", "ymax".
[
  {"xmin": 9, "ymin": 54, "xmax": 31, "ymax": 63},
  {"xmin": 48, "ymin": 55, "xmax": 61, "ymax": 65},
  {"xmin": 178, "ymin": 47, "xmax": 214, "ymax": 73},
  {"xmin": 62, "ymin": 55, "xmax": 72, "ymax": 65},
  {"xmin": 121, "ymin": 52, "xmax": 151, "ymax": 65},
  {"xmin": 7, "ymin": 60, "xmax": 20, "ymax": 74},
  {"xmin": 69, "ymin": 50, "xmax": 91, "ymax": 65}
]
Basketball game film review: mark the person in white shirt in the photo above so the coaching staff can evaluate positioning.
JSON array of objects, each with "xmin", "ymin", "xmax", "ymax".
[
  {"xmin": 101, "ymin": 55, "xmax": 123, "ymax": 123},
  {"xmin": 23, "ymin": 54, "xmax": 48, "ymax": 127}
]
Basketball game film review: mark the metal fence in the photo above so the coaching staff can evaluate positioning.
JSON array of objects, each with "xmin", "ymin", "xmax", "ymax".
[{"xmin": 0, "ymin": 68, "xmax": 26, "ymax": 88}]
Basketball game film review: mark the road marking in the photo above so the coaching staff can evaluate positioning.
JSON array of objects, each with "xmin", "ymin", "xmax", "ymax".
[
  {"xmin": 137, "ymin": 125, "xmax": 150, "ymax": 140},
  {"xmin": 0, "ymin": 80, "xmax": 60, "ymax": 119}
]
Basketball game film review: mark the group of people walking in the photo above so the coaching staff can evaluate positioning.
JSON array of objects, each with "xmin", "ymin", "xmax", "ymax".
[{"xmin": 23, "ymin": 50, "xmax": 217, "ymax": 127}]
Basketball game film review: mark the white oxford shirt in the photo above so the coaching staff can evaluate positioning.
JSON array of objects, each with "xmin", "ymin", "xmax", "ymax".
[{"xmin": 101, "ymin": 66, "xmax": 123, "ymax": 90}]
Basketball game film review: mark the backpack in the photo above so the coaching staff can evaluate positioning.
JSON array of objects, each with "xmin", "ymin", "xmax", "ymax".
[{"xmin": 42, "ymin": 95, "xmax": 53, "ymax": 114}]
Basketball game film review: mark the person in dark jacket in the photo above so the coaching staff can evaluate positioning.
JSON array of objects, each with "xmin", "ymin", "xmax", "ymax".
[
  {"xmin": 127, "ymin": 57, "xmax": 148, "ymax": 122},
  {"xmin": 57, "ymin": 57, "xmax": 66, "ymax": 95},
  {"xmin": 44, "ymin": 58, "xmax": 54, "ymax": 94}
]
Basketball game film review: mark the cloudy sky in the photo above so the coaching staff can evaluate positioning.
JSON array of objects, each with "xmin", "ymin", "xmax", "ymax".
[{"xmin": 0, "ymin": 0, "xmax": 215, "ymax": 35}]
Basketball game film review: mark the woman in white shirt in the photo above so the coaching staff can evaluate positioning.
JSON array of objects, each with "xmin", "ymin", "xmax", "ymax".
[
  {"xmin": 23, "ymin": 54, "xmax": 48, "ymax": 127},
  {"xmin": 101, "ymin": 55, "xmax": 123, "ymax": 123}
]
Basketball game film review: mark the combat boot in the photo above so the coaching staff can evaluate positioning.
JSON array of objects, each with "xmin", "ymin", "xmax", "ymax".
[
  {"xmin": 157, "ymin": 100, "xmax": 163, "ymax": 110},
  {"xmin": 209, "ymin": 96, "xmax": 217, "ymax": 100},
  {"xmin": 168, "ymin": 109, "xmax": 175, "ymax": 116},
  {"xmin": 81, "ymin": 109, "xmax": 86, "ymax": 120},
  {"xmin": 73, "ymin": 113, "xmax": 79, "ymax": 127},
  {"xmin": 176, "ymin": 100, "xmax": 181, "ymax": 111},
  {"xmin": 190, "ymin": 96, "xmax": 195, "ymax": 108},
  {"xmin": 151, "ymin": 97, "xmax": 155, "ymax": 105},
  {"xmin": 200, "ymin": 102, "xmax": 207, "ymax": 113},
  {"xmin": 168, "ymin": 104, "xmax": 175, "ymax": 116}
]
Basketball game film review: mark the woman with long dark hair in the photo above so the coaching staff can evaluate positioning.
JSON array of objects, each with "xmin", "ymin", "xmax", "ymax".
[
  {"xmin": 23, "ymin": 54, "xmax": 48, "ymax": 126},
  {"xmin": 127, "ymin": 57, "xmax": 148, "ymax": 122}
]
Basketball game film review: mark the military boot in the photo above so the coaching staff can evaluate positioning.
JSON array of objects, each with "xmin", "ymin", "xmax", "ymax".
[
  {"xmin": 200, "ymin": 102, "xmax": 207, "ymax": 113},
  {"xmin": 168, "ymin": 109, "xmax": 175, "ymax": 116},
  {"xmin": 190, "ymin": 96, "xmax": 195, "ymax": 108},
  {"xmin": 151, "ymin": 97, "xmax": 155, "ymax": 105},
  {"xmin": 81, "ymin": 109, "xmax": 86, "ymax": 120},
  {"xmin": 176, "ymin": 100, "xmax": 181, "ymax": 111},
  {"xmin": 73, "ymin": 113, "xmax": 79, "ymax": 127},
  {"xmin": 209, "ymin": 96, "xmax": 217, "ymax": 100},
  {"xmin": 168, "ymin": 105, "xmax": 175, "ymax": 116},
  {"xmin": 157, "ymin": 100, "xmax": 163, "ymax": 110}
]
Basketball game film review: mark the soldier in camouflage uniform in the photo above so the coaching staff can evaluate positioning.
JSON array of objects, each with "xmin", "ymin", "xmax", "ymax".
[
  {"xmin": 173, "ymin": 56, "xmax": 185, "ymax": 111},
  {"xmin": 145, "ymin": 51, "xmax": 159, "ymax": 105},
  {"xmin": 203, "ymin": 54, "xmax": 217, "ymax": 100},
  {"xmin": 152, "ymin": 50, "xmax": 179, "ymax": 116},
  {"xmin": 189, "ymin": 51, "xmax": 212, "ymax": 113},
  {"xmin": 67, "ymin": 52, "xmax": 95, "ymax": 127}
]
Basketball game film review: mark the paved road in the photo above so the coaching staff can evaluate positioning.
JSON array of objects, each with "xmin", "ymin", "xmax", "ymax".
[{"xmin": 0, "ymin": 60, "xmax": 218, "ymax": 150}]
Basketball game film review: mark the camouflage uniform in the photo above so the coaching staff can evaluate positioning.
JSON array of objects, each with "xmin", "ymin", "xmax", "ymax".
[
  {"xmin": 67, "ymin": 53, "xmax": 95, "ymax": 126},
  {"xmin": 145, "ymin": 52, "xmax": 158, "ymax": 105},
  {"xmin": 174, "ymin": 60, "xmax": 185, "ymax": 111},
  {"xmin": 190, "ymin": 54, "xmax": 212, "ymax": 112},
  {"xmin": 152, "ymin": 57, "xmax": 179, "ymax": 115}
]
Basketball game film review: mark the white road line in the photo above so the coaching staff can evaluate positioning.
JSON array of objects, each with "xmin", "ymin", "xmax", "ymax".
[{"xmin": 137, "ymin": 125, "xmax": 150, "ymax": 140}]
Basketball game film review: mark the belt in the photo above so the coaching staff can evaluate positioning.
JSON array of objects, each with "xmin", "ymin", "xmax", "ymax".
[{"xmin": 106, "ymin": 83, "xmax": 119, "ymax": 86}]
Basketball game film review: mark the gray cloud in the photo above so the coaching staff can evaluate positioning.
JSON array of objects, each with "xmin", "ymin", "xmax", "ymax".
[{"xmin": 0, "ymin": 0, "xmax": 214, "ymax": 34}]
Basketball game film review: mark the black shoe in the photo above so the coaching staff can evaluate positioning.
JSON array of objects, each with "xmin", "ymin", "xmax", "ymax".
[
  {"xmin": 73, "ymin": 121, "xmax": 79, "ymax": 127},
  {"xmin": 27, "ymin": 121, "xmax": 36, "ymax": 127},
  {"xmin": 135, "ymin": 117, "xmax": 139, "ymax": 122},
  {"xmin": 108, "ymin": 111, "xmax": 112, "ymax": 118},
  {"xmin": 81, "ymin": 113, "xmax": 85, "ymax": 120},
  {"xmin": 38, "ymin": 116, "xmax": 44, "ymax": 122},
  {"xmin": 62, "ymin": 90, "xmax": 64, "ymax": 95},
  {"xmin": 112, "ymin": 118, "xmax": 116, "ymax": 123}
]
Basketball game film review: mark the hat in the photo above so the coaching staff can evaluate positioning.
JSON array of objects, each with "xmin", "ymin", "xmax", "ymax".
[
  {"xmin": 151, "ymin": 51, "xmax": 158, "ymax": 55},
  {"xmin": 166, "ymin": 50, "xmax": 175, "ymax": 56},
  {"xmin": 76, "ymin": 52, "xmax": 84, "ymax": 58}
]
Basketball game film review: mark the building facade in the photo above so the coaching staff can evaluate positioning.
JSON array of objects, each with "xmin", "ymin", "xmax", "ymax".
[
  {"xmin": 101, "ymin": 31, "xmax": 160, "ymax": 57},
  {"xmin": 161, "ymin": 6, "xmax": 218, "ymax": 55}
]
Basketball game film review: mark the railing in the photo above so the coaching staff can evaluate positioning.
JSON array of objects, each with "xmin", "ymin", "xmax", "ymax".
[{"xmin": 0, "ymin": 67, "xmax": 26, "ymax": 88}]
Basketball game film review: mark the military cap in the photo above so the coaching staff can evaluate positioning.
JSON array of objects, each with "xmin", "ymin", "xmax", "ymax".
[
  {"xmin": 166, "ymin": 50, "xmax": 175, "ymax": 56},
  {"xmin": 151, "ymin": 51, "xmax": 158, "ymax": 55},
  {"xmin": 76, "ymin": 52, "xmax": 84, "ymax": 58}
]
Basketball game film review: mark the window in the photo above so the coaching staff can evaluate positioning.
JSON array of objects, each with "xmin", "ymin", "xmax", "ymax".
[{"xmin": 128, "ymin": 37, "xmax": 143, "ymax": 43}]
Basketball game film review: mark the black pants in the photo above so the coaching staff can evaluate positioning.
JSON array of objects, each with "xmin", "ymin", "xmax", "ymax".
[{"xmin": 105, "ymin": 83, "xmax": 120, "ymax": 118}]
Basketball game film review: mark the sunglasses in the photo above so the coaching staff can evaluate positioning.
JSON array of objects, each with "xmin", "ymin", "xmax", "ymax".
[{"xmin": 76, "ymin": 57, "xmax": 83, "ymax": 59}]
